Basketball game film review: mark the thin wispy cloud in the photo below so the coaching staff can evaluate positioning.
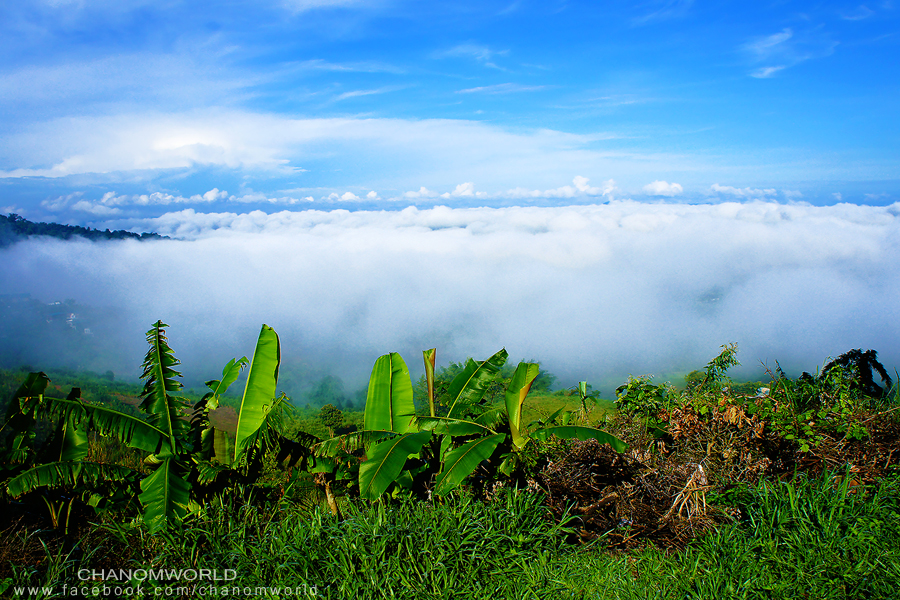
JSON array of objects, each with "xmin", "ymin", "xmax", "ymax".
[
  {"xmin": 433, "ymin": 43, "xmax": 510, "ymax": 69},
  {"xmin": 742, "ymin": 27, "xmax": 838, "ymax": 78},
  {"xmin": 633, "ymin": 0, "xmax": 695, "ymax": 25},
  {"xmin": 710, "ymin": 184, "xmax": 778, "ymax": 199},
  {"xmin": 332, "ymin": 86, "xmax": 406, "ymax": 102},
  {"xmin": 290, "ymin": 58, "xmax": 406, "ymax": 74},
  {"xmin": 456, "ymin": 83, "xmax": 546, "ymax": 94},
  {"xmin": 281, "ymin": 0, "xmax": 374, "ymax": 14},
  {"xmin": 840, "ymin": 5, "xmax": 876, "ymax": 20}
]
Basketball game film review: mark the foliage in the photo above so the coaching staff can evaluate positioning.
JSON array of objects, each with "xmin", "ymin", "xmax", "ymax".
[
  {"xmin": 318, "ymin": 403, "xmax": 344, "ymax": 436},
  {"xmin": 306, "ymin": 347, "xmax": 626, "ymax": 504},
  {"xmin": 752, "ymin": 349, "xmax": 894, "ymax": 452},
  {"xmin": 1, "ymin": 321, "xmax": 289, "ymax": 533},
  {"xmin": 7, "ymin": 471, "xmax": 900, "ymax": 599},
  {"xmin": 615, "ymin": 375, "xmax": 675, "ymax": 438},
  {"xmin": 0, "ymin": 213, "xmax": 165, "ymax": 247}
]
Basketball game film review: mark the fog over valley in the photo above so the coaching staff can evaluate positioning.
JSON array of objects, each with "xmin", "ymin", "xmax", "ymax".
[{"xmin": 1, "ymin": 200, "xmax": 897, "ymax": 399}]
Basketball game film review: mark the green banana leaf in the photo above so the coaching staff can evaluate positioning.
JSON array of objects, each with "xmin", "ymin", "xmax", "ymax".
[
  {"xmin": 416, "ymin": 416, "xmax": 495, "ymax": 436},
  {"xmin": 505, "ymin": 362, "xmax": 540, "ymax": 450},
  {"xmin": 205, "ymin": 357, "xmax": 249, "ymax": 411},
  {"xmin": 7, "ymin": 461, "xmax": 138, "ymax": 497},
  {"xmin": 530, "ymin": 426, "xmax": 628, "ymax": 453},
  {"xmin": 192, "ymin": 358, "xmax": 247, "ymax": 461},
  {"xmin": 2, "ymin": 372, "xmax": 51, "ymax": 457},
  {"xmin": 138, "ymin": 321, "xmax": 189, "ymax": 457},
  {"xmin": 358, "ymin": 431, "xmax": 431, "ymax": 500},
  {"xmin": 234, "ymin": 325, "xmax": 281, "ymax": 460},
  {"xmin": 446, "ymin": 349, "xmax": 508, "ymax": 418},
  {"xmin": 4, "ymin": 371, "xmax": 49, "ymax": 421},
  {"xmin": 55, "ymin": 416, "xmax": 89, "ymax": 463},
  {"xmin": 434, "ymin": 433, "xmax": 506, "ymax": 496},
  {"xmin": 423, "ymin": 348, "xmax": 437, "ymax": 418},
  {"xmin": 212, "ymin": 429, "xmax": 233, "ymax": 466},
  {"xmin": 315, "ymin": 430, "xmax": 395, "ymax": 457},
  {"xmin": 139, "ymin": 457, "xmax": 191, "ymax": 534},
  {"xmin": 364, "ymin": 352, "xmax": 416, "ymax": 434},
  {"xmin": 41, "ymin": 398, "xmax": 169, "ymax": 455}
]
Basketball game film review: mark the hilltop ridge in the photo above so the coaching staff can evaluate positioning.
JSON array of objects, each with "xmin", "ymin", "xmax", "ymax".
[{"xmin": 0, "ymin": 213, "xmax": 166, "ymax": 246}]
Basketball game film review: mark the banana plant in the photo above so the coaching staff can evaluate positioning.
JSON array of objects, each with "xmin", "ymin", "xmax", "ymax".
[
  {"xmin": 319, "ymin": 347, "xmax": 627, "ymax": 501},
  {"xmin": 2, "ymin": 321, "xmax": 287, "ymax": 533}
]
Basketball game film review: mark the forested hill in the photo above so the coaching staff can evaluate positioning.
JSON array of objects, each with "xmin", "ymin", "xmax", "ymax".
[{"xmin": 0, "ymin": 213, "xmax": 166, "ymax": 246}]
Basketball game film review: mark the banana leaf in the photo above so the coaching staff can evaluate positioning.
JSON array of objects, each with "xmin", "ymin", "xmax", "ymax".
[
  {"xmin": 234, "ymin": 325, "xmax": 281, "ymax": 460},
  {"xmin": 530, "ymin": 426, "xmax": 628, "ymax": 452},
  {"xmin": 416, "ymin": 416, "xmax": 495, "ymax": 436},
  {"xmin": 2, "ymin": 372, "xmax": 51, "ymax": 457},
  {"xmin": 41, "ymin": 398, "xmax": 169, "ymax": 455},
  {"xmin": 423, "ymin": 348, "xmax": 437, "ymax": 418},
  {"xmin": 7, "ymin": 461, "xmax": 137, "ymax": 497},
  {"xmin": 364, "ymin": 352, "xmax": 416, "ymax": 434},
  {"xmin": 434, "ymin": 433, "xmax": 506, "ymax": 496},
  {"xmin": 138, "ymin": 321, "xmax": 189, "ymax": 457},
  {"xmin": 139, "ymin": 457, "xmax": 191, "ymax": 533},
  {"xmin": 315, "ymin": 430, "xmax": 395, "ymax": 457},
  {"xmin": 446, "ymin": 349, "xmax": 508, "ymax": 418},
  {"xmin": 505, "ymin": 362, "xmax": 540, "ymax": 450},
  {"xmin": 358, "ymin": 431, "xmax": 431, "ymax": 500}
]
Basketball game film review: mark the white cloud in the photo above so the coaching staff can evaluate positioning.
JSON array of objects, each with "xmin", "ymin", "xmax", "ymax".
[
  {"xmin": 281, "ymin": 0, "xmax": 370, "ymax": 14},
  {"xmin": 404, "ymin": 186, "xmax": 439, "ymax": 199},
  {"xmin": 41, "ymin": 192, "xmax": 84, "ymax": 211},
  {"xmin": 841, "ymin": 5, "xmax": 875, "ymax": 20},
  {"xmin": 456, "ymin": 83, "xmax": 546, "ymax": 94},
  {"xmin": 750, "ymin": 66, "xmax": 786, "ymax": 79},
  {"xmin": 0, "ymin": 112, "xmax": 646, "ymax": 188},
  {"xmin": 12, "ymin": 201, "xmax": 898, "ymax": 390},
  {"xmin": 833, "ymin": 192, "xmax": 843, "ymax": 201},
  {"xmin": 741, "ymin": 27, "xmax": 837, "ymax": 78},
  {"xmin": 710, "ymin": 184, "xmax": 777, "ymax": 199},
  {"xmin": 633, "ymin": 0, "xmax": 695, "ymax": 24},
  {"xmin": 433, "ymin": 43, "xmax": 509, "ymax": 69},
  {"xmin": 440, "ymin": 182, "xmax": 488, "ymax": 199},
  {"xmin": 71, "ymin": 200, "xmax": 121, "ymax": 215},
  {"xmin": 366, "ymin": 191, "xmax": 380, "ymax": 200},
  {"xmin": 643, "ymin": 180, "xmax": 683, "ymax": 196},
  {"xmin": 333, "ymin": 86, "xmax": 405, "ymax": 102}
]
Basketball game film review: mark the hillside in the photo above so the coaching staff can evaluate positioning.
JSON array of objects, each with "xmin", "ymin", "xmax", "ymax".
[{"xmin": 0, "ymin": 213, "xmax": 166, "ymax": 247}]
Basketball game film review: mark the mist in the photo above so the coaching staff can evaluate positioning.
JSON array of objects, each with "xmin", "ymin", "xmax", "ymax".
[{"xmin": 1, "ymin": 200, "xmax": 898, "ymax": 398}]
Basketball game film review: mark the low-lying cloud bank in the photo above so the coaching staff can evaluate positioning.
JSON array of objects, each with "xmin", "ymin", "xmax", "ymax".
[{"xmin": 2, "ymin": 200, "xmax": 898, "ymax": 394}]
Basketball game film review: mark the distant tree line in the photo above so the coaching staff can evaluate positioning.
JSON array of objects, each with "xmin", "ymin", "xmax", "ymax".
[{"xmin": 0, "ymin": 213, "xmax": 166, "ymax": 247}]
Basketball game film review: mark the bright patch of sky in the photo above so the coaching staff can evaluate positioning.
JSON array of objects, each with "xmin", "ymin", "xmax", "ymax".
[{"xmin": 0, "ymin": 0, "xmax": 898, "ymax": 225}]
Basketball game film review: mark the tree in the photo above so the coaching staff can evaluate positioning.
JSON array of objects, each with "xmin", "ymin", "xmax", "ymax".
[{"xmin": 318, "ymin": 404, "xmax": 344, "ymax": 437}]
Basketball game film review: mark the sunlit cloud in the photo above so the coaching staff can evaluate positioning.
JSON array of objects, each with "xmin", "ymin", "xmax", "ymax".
[{"xmin": 643, "ymin": 180, "xmax": 683, "ymax": 196}]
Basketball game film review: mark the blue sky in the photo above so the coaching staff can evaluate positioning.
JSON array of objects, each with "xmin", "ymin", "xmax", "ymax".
[{"xmin": 1, "ymin": 0, "xmax": 898, "ymax": 226}]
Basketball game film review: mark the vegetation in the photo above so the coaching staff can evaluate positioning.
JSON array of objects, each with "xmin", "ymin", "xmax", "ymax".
[
  {"xmin": 0, "ymin": 214, "xmax": 165, "ymax": 247},
  {"xmin": 1, "ymin": 328, "xmax": 898, "ymax": 598}
]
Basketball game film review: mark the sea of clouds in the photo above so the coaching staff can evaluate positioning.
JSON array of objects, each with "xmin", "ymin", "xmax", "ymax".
[{"xmin": 2, "ymin": 199, "xmax": 899, "ymax": 394}]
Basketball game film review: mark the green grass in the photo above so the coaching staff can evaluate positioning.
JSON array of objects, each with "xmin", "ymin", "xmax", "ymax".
[{"xmin": 8, "ymin": 469, "xmax": 899, "ymax": 599}]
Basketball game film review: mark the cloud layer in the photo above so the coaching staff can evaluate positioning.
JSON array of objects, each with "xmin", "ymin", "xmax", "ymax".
[{"xmin": 2, "ymin": 201, "xmax": 898, "ymax": 393}]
